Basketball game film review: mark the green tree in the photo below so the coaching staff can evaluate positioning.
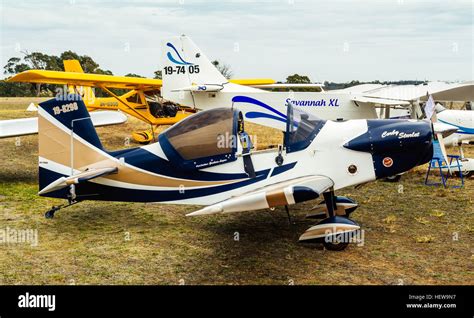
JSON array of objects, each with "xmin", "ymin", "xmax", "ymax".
[
  {"xmin": 286, "ymin": 74, "xmax": 311, "ymax": 84},
  {"xmin": 59, "ymin": 51, "xmax": 112, "ymax": 74},
  {"xmin": 1, "ymin": 50, "xmax": 114, "ymax": 97},
  {"xmin": 124, "ymin": 73, "xmax": 144, "ymax": 78},
  {"xmin": 4, "ymin": 57, "xmax": 30, "ymax": 74},
  {"xmin": 3, "ymin": 57, "xmax": 36, "ymax": 96},
  {"xmin": 22, "ymin": 52, "xmax": 63, "ymax": 95}
]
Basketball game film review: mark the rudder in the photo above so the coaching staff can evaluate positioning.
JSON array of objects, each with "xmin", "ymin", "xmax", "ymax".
[
  {"xmin": 161, "ymin": 35, "xmax": 227, "ymax": 103},
  {"xmin": 38, "ymin": 95, "xmax": 105, "ymax": 194}
]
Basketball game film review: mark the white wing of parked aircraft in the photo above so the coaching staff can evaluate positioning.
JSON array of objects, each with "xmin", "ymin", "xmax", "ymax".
[
  {"xmin": 343, "ymin": 81, "xmax": 474, "ymax": 105},
  {"xmin": 0, "ymin": 110, "xmax": 128, "ymax": 138}
]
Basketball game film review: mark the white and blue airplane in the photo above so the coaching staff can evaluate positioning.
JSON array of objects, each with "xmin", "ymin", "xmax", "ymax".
[
  {"xmin": 161, "ymin": 35, "xmax": 474, "ymax": 143},
  {"xmin": 37, "ymin": 94, "xmax": 433, "ymax": 250}
]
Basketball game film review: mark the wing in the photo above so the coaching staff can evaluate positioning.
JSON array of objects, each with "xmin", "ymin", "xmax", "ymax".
[
  {"xmin": 38, "ymin": 167, "xmax": 118, "ymax": 195},
  {"xmin": 7, "ymin": 70, "xmax": 164, "ymax": 91},
  {"xmin": 351, "ymin": 95, "xmax": 410, "ymax": 106},
  {"xmin": 349, "ymin": 82, "xmax": 474, "ymax": 107},
  {"xmin": 186, "ymin": 175, "xmax": 334, "ymax": 216},
  {"xmin": 248, "ymin": 83, "xmax": 323, "ymax": 89},
  {"xmin": 7, "ymin": 70, "xmax": 274, "ymax": 91},
  {"xmin": 0, "ymin": 111, "xmax": 127, "ymax": 138},
  {"xmin": 229, "ymin": 78, "xmax": 275, "ymax": 86}
]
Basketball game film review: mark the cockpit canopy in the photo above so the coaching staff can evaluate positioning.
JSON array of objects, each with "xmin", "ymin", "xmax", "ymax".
[
  {"xmin": 158, "ymin": 103, "xmax": 325, "ymax": 171},
  {"xmin": 159, "ymin": 108, "xmax": 240, "ymax": 170},
  {"xmin": 284, "ymin": 103, "xmax": 325, "ymax": 153}
]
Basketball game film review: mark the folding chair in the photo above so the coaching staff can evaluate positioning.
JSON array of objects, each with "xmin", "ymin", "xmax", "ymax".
[{"xmin": 425, "ymin": 139, "xmax": 464, "ymax": 188}]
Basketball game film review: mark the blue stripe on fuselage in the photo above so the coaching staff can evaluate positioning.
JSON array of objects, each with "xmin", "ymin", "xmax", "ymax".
[{"xmin": 117, "ymin": 147, "xmax": 250, "ymax": 181}]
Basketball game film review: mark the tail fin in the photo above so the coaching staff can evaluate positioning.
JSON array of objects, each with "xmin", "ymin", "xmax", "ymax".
[
  {"xmin": 161, "ymin": 35, "xmax": 227, "ymax": 103},
  {"xmin": 38, "ymin": 95, "xmax": 105, "ymax": 194},
  {"xmin": 63, "ymin": 60, "xmax": 96, "ymax": 104}
]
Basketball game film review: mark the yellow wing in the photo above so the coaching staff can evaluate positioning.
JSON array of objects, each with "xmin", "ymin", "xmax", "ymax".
[
  {"xmin": 230, "ymin": 78, "xmax": 275, "ymax": 85},
  {"xmin": 6, "ymin": 69, "xmax": 275, "ymax": 90},
  {"xmin": 7, "ymin": 70, "xmax": 163, "ymax": 91}
]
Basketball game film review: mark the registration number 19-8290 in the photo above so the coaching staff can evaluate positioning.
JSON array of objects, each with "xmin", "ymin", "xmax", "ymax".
[{"xmin": 52, "ymin": 102, "xmax": 79, "ymax": 115}]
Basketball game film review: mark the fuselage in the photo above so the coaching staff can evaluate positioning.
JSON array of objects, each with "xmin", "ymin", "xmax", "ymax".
[
  {"xmin": 40, "ymin": 116, "xmax": 433, "ymax": 205},
  {"xmin": 171, "ymin": 88, "xmax": 377, "ymax": 131},
  {"xmin": 437, "ymin": 109, "xmax": 474, "ymax": 145}
]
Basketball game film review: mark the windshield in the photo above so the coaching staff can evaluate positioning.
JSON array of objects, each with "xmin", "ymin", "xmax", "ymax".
[{"xmin": 285, "ymin": 104, "xmax": 325, "ymax": 153}]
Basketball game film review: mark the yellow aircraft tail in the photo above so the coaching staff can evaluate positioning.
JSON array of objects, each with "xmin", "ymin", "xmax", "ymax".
[{"xmin": 63, "ymin": 60, "xmax": 96, "ymax": 104}]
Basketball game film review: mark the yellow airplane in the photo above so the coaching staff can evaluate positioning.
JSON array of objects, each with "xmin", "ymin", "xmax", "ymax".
[{"xmin": 7, "ymin": 60, "xmax": 275, "ymax": 143}]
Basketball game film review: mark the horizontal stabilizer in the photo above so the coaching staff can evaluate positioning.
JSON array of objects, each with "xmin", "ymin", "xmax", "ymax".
[
  {"xmin": 171, "ymin": 84, "xmax": 225, "ymax": 92},
  {"xmin": 38, "ymin": 167, "xmax": 118, "ymax": 195},
  {"xmin": 187, "ymin": 175, "xmax": 334, "ymax": 216}
]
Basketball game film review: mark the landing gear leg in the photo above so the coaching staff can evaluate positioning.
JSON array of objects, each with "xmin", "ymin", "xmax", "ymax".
[
  {"xmin": 322, "ymin": 190, "xmax": 336, "ymax": 218},
  {"xmin": 321, "ymin": 189, "xmax": 349, "ymax": 251},
  {"xmin": 44, "ymin": 186, "xmax": 80, "ymax": 219},
  {"xmin": 44, "ymin": 200, "xmax": 79, "ymax": 219}
]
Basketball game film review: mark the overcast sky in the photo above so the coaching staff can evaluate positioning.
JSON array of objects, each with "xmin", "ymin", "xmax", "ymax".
[{"xmin": 1, "ymin": 0, "xmax": 472, "ymax": 82}]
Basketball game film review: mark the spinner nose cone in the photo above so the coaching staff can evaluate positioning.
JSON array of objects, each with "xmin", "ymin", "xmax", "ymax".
[{"xmin": 344, "ymin": 119, "xmax": 433, "ymax": 179}]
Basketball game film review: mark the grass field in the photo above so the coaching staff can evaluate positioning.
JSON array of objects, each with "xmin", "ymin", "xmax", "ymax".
[{"xmin": 0, "ymin": 98, "xmax": 473, "ymax": 285}]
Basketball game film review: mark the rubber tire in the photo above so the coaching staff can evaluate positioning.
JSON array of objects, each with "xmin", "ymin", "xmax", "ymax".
[
  {"xmin": 454, "ymin": 171, "xmax": 473, "ymax": 178},
  {"xmin": 323, "ymin": 240, "xmax": 349, "ymax": 251},
  {"xmin": 384, "ymin": 175, "xmax": 402, "ymax": 182},
  {"xmin": 323, "ymin": 232, "xmax": 350, "ymax": 251}
]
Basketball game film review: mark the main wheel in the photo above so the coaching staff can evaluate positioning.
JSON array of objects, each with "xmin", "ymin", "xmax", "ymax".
[
  {"xmin": 323, "ymin": 240, "xmax": 349, "ymax": 251},
  {"xmin": 384, "ymin": 175, "xmax": 402, "ymax": 182},
  {"xmin": 454, "ymin": 171, "xmax": 473, "ymax": 178},
  {"xmin": 462, "ymin": 171, "xmax": 473, "ymax": 178},
  {"xmin": 323, "ymin": 233, "xmax": 350, "ymax": 251}
]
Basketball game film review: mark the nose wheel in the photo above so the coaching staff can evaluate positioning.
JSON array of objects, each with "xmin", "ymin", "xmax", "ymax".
[{"xmin": 323, "ymin": 241, "xmax": 349, "ymax": 251}]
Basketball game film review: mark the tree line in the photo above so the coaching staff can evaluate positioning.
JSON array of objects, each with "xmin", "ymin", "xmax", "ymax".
[
  {"xmin": 0, "ymin": 51, "xmax": 164, "ymax": 97},
  {"xmin": 1, "ymin": 51, "xmax": 425, "ymax": 97}
]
